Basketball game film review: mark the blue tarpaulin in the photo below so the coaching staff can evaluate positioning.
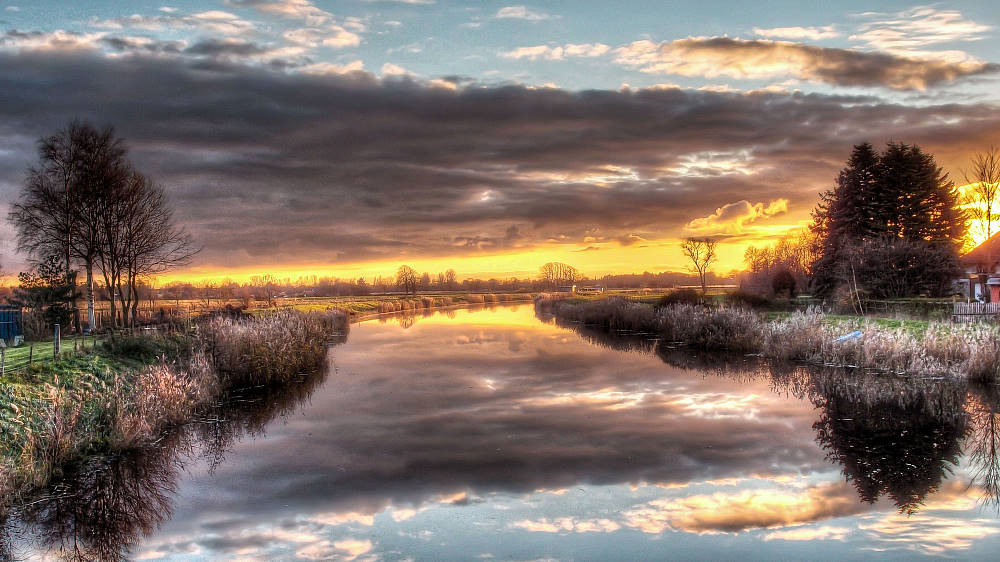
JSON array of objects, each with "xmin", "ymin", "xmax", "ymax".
[{"xmin": 0, "ymin": 305, "xmax": 23, "ymax": 343}]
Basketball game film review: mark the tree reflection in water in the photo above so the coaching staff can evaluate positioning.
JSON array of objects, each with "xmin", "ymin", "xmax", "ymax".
[
  {"xmin": 967, "ymin": 384, "xmax": 1000, "ymax": 510},
  {"xmin": 1, "ymin": 366, "xmax": 330, "ymax": 561},
  {"xmin": 811, "ymin": 380, "xmax": 967, "ymax": 515},
  {"xmin": 566, "ymin": 319, "xmax": 984, "ymax": 515}
]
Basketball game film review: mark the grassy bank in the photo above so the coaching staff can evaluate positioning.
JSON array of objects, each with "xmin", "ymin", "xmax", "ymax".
[
  {"xmin": 0, "ymin": 309, "xmax": 347, "ymax": 515},
  {"xmin": 539, "ymin": 295, "xmax": 1000, "ymax": 382}
]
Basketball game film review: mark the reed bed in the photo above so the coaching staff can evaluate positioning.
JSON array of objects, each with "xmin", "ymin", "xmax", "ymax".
[
  {"xmin": 540, "ymin": 296, "xmax": 1000, "ymax": 381},
  {"xmin": 1, "ymin": 308, "xmax": 348, "ymax": 515}
]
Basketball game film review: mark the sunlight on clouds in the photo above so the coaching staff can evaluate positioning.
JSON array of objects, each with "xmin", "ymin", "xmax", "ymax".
[
  {"xmin": 502, "ymin": 43, "xmax": 610, "ymax": 61},
  {"xmin": 859, "ymin": 513, "xmax": 1000, "ymax": 555},
  {"xmin": 671, "ymin": 393, "xmax": 761, "ymax": 420},
  {"xmin": 753, "ymin": 26, "xmax": 839, "ymax": 41},
  {"xmin": 851, "ymin": 6, "xmax": 992, "ymax": 54},
  {"xmin": 299, "ymin": 60, "xmax": 365, "ymax": 74},
  {"xmin": 764, "ymin": 525, "xmax": 850, "ymax": 541},
  {"xmin": 614, "ymin": 37, "xmax": 996, "ymax": 90},
  {"xmin": 623, "ymin": 482, "xmax": 863, "ymax": 534},
  {"xmin": 332, "ymin": 539, "xmax": 374, "ymax": 561},
  {"xmin": 666, "ymin": 150, "xmax": 760, "ymax": 177},
  {"xmin": 684, "ymin": 199, "xmax": 789, "ymax": 236}
]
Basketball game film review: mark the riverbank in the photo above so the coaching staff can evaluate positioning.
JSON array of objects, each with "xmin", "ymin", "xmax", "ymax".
[
  {"xmin": 0, "ymin": 309, "xmax": 347, "ymax": 516},
  {"xmin": 537, "ymin": 295, "xmax": 1000, "ymax": 382}
]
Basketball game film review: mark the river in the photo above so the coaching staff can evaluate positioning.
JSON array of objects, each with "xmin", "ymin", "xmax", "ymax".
[{"xmin": 6, "ymin": 304, "xmax": 1000, "ymax": 560}]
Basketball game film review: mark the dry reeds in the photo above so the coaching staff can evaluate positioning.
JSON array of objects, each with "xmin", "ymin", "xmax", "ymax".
[
  {"xmin": 545, "ymin": 297, "xmax": 1000, "ymax": 381},
  {"xmin": 200, "ymin": 309, "xmax": 343, "ymax": 386}
]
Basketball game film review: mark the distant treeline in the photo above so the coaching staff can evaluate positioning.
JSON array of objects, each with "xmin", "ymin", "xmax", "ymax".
[{"xmin": 0, "ymin": 269, "xmax": 734, "ymax": 303}]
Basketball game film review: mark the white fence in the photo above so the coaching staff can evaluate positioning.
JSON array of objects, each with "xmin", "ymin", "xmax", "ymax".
[{"xmin": 953, "ymin": 302, "xmax": 1000, "ymax": 322}]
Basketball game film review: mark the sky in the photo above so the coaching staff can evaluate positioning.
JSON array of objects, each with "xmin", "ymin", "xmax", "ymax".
[{"xmin": 0, "ymin": 1, "xmax": 999, "ymax": 282}]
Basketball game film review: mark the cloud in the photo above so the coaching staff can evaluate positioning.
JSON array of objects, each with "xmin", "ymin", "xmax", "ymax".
[
  {"xmin": 851, "ymin": 6, "xmax": 992, "ymax": 54},
  {"xmin": 89, "ymin": 10, "xmax": 256, "ymax": 35},
  {"xmin": 763, "ymin": 525, "xmax": 851, "ymax": 541},
  {"xmin": 753, "ymin": 25, "xmax": 839, "ymax": 40},
  {"xmin": 282, "ymin": 26, "xmax": 361, "ymax": 48},
  {"xmin": 859, "ymin": 512, "xmax": 1000, "ymax": 555},
  {"xmin": 685, "ymin": 199, "xmax": 789, "ymax": 235},
  {"xmin": 0, "ymin": 50, "xmax": 998, "ymax": 269},
  {"xmin": 226, "ymin": 0, "xmax": 332, "ymax": 26},
  {"xmin": 501, "ymin": 43, "xmax": 609, "ymax": 61},
  {"xmin": 614, "ymin": 37, "xmax": 999, "ymax": 90},
  {"xmin": 510, "ymin": 517, "xmax": 620, "ymax": 533},
  {"xmin": 622, "ymin": 482, "xmax": 866, "ymax": 534},
  {"xmin": 0, "ymin": 29, "xmax": 104, "ymax": 52},
  {"xmin": 496, "ymin": 5, "xmax": 553, "ymax": 21}
]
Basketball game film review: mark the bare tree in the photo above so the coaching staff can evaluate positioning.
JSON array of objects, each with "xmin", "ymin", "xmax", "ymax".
[
  {"xmin": 9, "ymin": 121, "xmax": 127, "ymax": 333},
  {"xmin": 963, "ymin": 146, "xmax": 1000, "ymax": 300},
  {"xmin": 250, "ymin": 274, "xmax": 278, "ymax": 307},
  {"xmin": 396, "ymin": 265, "xmax": 418, "ymax": 295},
  {"xmin": 445, "ymin": 268, "xmax": 457, "ymax": 291},
  {"xmin": 539, "ymin": 262, "xmax": 579, "ymax": 289},
  {"xmin": 681, "ymin": 237, "xmax": 718, "ymax": 294},
  {"xmin": 964, "ymin": 145, "xmax": 1000, "ymax": 247}
]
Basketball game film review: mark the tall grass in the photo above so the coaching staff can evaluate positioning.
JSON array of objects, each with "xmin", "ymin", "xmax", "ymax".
[
  {"xmin": 1, "ymin": 308, "xmax": 348, "ymax": 517},
  {"xmin": 543, "ymin": 297, "xmax": 1000, "ymax": 381},
  {"xmin": 200, "ymin": 309, "xmax": 343, "ymax": 386}
]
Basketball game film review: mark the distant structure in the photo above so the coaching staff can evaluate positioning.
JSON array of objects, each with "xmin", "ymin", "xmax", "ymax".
[
  {"xmin": 0, "ymin": 305, "xmax": 23, "ymax": 346},
  {"xmin": 577, "ymin": 285, "xmax": 605, "ymax": 295},
  {"xmin": 556, "ymin": 285, "xmax": 577, "ymax": 293},
  {"xmin": 960, "ymin": 233, "xmax": 1000, "ymax": 302}
]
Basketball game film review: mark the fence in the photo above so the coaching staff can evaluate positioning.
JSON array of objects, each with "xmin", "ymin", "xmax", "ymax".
[{"xmin": 953, "ymin": 302, "xmax": 1000, "ymax": 322}]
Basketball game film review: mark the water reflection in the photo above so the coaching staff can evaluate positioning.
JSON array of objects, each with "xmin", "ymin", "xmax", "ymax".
[
  {"xmin": 5, "ymin": 305, "xmax": 1000, "ymax": 560},
  {"xmin": 3, "ymin": 367, "xmax": 330, "ymax": 560}
]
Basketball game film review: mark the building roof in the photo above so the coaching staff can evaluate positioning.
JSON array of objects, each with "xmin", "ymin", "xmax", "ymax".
[{"xmin": 962, "ymin": 232, "xmax": 1000, "ymax": 270}]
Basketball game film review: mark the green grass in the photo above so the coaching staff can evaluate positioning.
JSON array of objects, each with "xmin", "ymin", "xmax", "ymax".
[{"xmin": 1, "ymin": 336, "xmax": 105, "ymax": 374}]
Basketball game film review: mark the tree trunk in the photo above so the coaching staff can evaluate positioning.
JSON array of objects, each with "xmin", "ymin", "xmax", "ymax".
[{"xmin": 85, "ymin": 264, "xmax": 96, "ymax": 333}]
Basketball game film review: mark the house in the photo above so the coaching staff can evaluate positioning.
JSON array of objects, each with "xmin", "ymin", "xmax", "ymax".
[
  {"xmin": 556, "ymin": 285, "xmax": 577, "ymax": 293},
  {"xmin": 577, "ymin": 285, "xmax": 605, "ymax": 295},
  {"xmin": 959, "ymin": 233, "xmax": 1000, "ymax": 302}
]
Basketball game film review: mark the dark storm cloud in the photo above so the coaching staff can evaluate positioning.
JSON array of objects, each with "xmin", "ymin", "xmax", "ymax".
[
  {"xmin": 0, "ymin": 50, "xmax": 998, "ymax": 267},
  {"xmin": 615, "ymin": 37, "xmax": 1000, "ymax": 90}
]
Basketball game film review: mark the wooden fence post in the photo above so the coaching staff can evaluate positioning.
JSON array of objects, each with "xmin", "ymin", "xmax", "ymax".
[
  {"xmin": 29, "ymin": 344, "xmax": 33, "ymax": 366},
  {"xmin": 1, "ymin": 347, "xmax": 5, "ymax": 377},
  {"xmin": 53, "ymin": 324, "xmax": 60, "ymax": 359}
]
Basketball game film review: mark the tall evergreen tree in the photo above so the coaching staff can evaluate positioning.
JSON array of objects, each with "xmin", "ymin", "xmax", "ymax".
[
  {"xmin": 811, "ymin": 142, "xmax": 881, "ymax": 296},
  {"xmin": 810, "ymin": 142, "xmax": 965, "ymax": 298}
]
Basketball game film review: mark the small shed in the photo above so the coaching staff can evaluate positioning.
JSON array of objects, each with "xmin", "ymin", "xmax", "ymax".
[{"xmin": 0, "ymin": 305, "xmax": 23, "ymax": 346}]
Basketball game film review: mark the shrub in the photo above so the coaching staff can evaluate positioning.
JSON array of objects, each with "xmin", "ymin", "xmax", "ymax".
[
  {"xmin": 655, "ymin": 289, "xmax": 702, "ymax": 308},
  {"xmin": 200, "ymin": 309, "xmax": 341, "ymax": 386},
  {"xmin": 727, "ymin": 290, "xmax": 772, "ymax": 309}
]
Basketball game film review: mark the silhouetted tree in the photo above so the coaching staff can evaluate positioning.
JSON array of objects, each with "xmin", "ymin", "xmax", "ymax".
[
  {"xmin": 680, "ymin": 237, "xmax": 717, "ymax": 294},
  {"xmin": 396, "ymin": 265, "xmax": 418, "ymax": 295},
  {"xmin": 9, "ymin": 121, "xmax": 128, "ymax": 332},
  {"xmin": 539, "ymin": 262, "xmax": 579, "ymax": 289},
  {"xmin": 811, "ymin": 142, "xmax": 964, "ymax": 298}
]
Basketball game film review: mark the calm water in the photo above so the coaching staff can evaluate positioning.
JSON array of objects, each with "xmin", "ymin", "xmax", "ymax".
[{"xmin": 8, "ymin": 305, "xmax": 1000, "ymax": 560}]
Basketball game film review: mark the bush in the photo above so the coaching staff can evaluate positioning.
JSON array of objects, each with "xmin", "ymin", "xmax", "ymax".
[
  {"xmin": 655, "ymin": 289, "xmax": 702, "ymax": 308},
  {"xmin": 727, "ymin": 290, "xmax": 772, "ymax": 309},
  {"xmin": 199, "ymin": 309, "xmax": 343, "ymax": 386}
]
